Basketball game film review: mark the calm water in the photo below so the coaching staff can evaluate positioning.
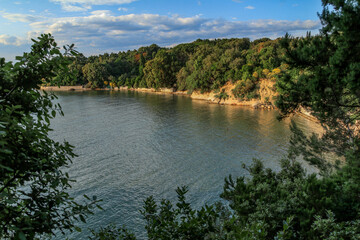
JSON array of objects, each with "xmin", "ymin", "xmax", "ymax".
[{"xmin": 49, "ymin": 90, "xmax": 318, "ymax": 239}]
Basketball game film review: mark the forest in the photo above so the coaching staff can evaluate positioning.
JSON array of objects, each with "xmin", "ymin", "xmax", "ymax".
[
  {"xmin": 50, "ymin": 36, "xmax": 285, "ymax": 102},
  {"xmin": 1, "ymin": 0, "xmax": 360, "ymax": 239}
]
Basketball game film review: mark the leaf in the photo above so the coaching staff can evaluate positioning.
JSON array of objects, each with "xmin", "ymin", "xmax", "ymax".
[
  {"xmin": 79, "ymin": 214, "xmax": 86, "ymax": 223},
  {"xmin": 51, "ymin": 49, "xmax": 61, "ymax": 55},
  {"xmin": 18, "ymin": 231, "xmax": 26, "ymax": 240},
  {"xmin": 0, "ymin": 164, "xmax": 13, "ymax": 171}
]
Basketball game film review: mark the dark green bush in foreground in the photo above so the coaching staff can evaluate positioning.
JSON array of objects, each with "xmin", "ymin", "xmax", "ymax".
[{"xmin": 0, "ymin": 34, "xmax": 100, "ymax": 239}]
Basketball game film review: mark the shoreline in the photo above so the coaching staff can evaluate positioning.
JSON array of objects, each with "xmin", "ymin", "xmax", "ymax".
[
  {"xmin": 40, "ymin": 85, "xmax": 273, "ymax": 109},
  {"xmin": 41, "ymin": 85, "xmax": 320, "ymax": 123}
]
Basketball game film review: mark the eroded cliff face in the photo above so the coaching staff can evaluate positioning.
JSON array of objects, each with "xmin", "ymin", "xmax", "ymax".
[
  {"xmin": 189, "ymin": 79, "xmax": 278, "ymax": 108},
  {"xmin": 258, "ymin": 79, "xmax": 277, "ymax": 105}
]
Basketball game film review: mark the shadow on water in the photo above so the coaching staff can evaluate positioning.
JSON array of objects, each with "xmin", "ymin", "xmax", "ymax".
[{"xmin": 49, "ymin": 90, "xmax": 320, "ymax": 239}]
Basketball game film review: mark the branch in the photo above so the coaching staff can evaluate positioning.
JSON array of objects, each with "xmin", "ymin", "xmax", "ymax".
[{"xmin": 0, "ymin": 170, "xmax": 19, "ymax": 194}]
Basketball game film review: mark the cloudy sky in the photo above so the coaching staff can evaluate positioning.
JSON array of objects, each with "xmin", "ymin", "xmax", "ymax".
[{"xmin": 1, "ymin": 0, "xmax": 323, "ymax": 60}]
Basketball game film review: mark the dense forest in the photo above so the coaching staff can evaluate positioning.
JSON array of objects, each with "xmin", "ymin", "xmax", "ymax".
[
  {"xmin": 50, "ymin": 37, "xmax": 285, "ymax": 102},
  {"xmin": 2, "ymin": 0, "xmax": 360, "ymax": 239}
]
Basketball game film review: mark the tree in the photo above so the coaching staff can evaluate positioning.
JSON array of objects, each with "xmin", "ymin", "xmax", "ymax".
[
  {"xmin": 140, "ymin": 187, "xmax": 228, "ymax": 240},
  {"xmin": 0, "ymin": 34, "xmax": 98, "ymax": 239},
  {"xmin": 214, "ymin": 89, "xmax": 229, "ymax": 103},
  {"xmin": 82, "ymin": 62, "xmax": 108, "ymax": 88},
  {"xmin": 143, "ymin": 49, "xmax": 180, "ymax": 89},
  {"xmin": 277, "ymin": 0, "xmax": 360, "ymax": 172}
]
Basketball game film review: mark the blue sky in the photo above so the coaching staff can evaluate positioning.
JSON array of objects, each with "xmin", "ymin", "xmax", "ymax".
[{"xmin": 1, "ymin": 0, "xmax": 323, "ymax": 60}]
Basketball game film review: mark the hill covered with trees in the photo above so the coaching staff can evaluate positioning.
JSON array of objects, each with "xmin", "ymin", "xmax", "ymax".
[{"xmin": 50, "ymin": 37, "xmax": 286, "ymax": 104}]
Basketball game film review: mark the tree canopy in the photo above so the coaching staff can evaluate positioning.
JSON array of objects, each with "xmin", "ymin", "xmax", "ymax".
[{"xmin": 0, "ymin": 34, "xmax": 99, "ymax": 239}]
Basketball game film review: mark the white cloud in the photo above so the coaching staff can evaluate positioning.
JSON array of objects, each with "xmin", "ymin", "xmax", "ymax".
[
  {"xmin": 118, "ymin": 7, "xmax": 128, "ymax": 11},
  {"xmin": 232, "ymin": 0, "xmax": 243, "ymax": 3},
  {"xmin": 50, "ymin": 0, "xmax": 137, "ymax": 12},
  {"xmin": 1, "ymin": 12, "xmax": 40, "ymax": 23},
  {"xmin": 62, "ymin": 4, "xmax": 91, "ymax": 12},
  {"xmin": 26, "ymin": 12, "xmax": 320, "ymax": 55},
  {"xmin": 51, "ymin": 0, "xmax": 136, "ymax": 4},
  {"xmin": 245, "ymin": 6, "xmax": 255, "ymax": 10},
  {"xmin": 90, "ymin": 10, "xmax": 113, "ymax": 16},
  {"xmin": 0, "ymin": 34, "xmax": 23, "ymax": 46}
]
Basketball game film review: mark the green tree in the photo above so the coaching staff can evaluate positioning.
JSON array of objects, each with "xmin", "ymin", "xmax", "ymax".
[
  {"xmin": 140, "ymin": 187, "xmax": 227, "ymax": 240},
  {"xmin": 89, "ymin": 224, "xmax": 136, "ymax": 240},
  {"xmin": 277, "ymin": 0, "xmax": 360, "ymax": 172},
  {"xmin": 0, "ymin": 34, "xmax": 98, "ymax": 239},
  {"xmin": 82, "ymin": 62, "xmax": 108, "ymax": 88},
  {"xmin": 214, "ymin": 89, "xmax": 229, "ymax": 103},
  {"xmin": 143, "ymin": 50, "xmax": 180, "ymax": 89}
]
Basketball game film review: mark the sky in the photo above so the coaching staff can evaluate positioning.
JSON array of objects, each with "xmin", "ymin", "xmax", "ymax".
[{"xmin": 0, "ymin": 0, "xmax": 323, "ymax": 60}]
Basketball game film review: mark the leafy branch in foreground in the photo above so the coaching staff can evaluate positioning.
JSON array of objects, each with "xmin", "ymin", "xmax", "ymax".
[{"xmin": 0, "ymin": 34, "xmax": 100, "ymax": 239}]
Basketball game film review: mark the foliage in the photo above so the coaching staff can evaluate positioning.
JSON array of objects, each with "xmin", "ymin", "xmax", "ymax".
[
  {"xmin": 50, "ymin": 37, "xmax": 285, "ymax": 98},
  {"xmin": 89, "ymin": 224, "xmax": 136, "ymax": 240},
  {"xmin": 0, "ymin": 34, "xmax": 99, "ymax": 239},
  {"xmin": 140, "ymin": 186, "xmax": 229, "ymax": 240},
  {"xmin": 214, "ymin": 89, "xmax": 229, "ymax": 103},
  {"xmin": 143, "ymin": 49, "xmax": 181, "ymax": 89},
  {"xmin": 276, "ymin": 0, "xmax": 360, "ymax": 172},
  {"xmin": 312, "ymin": 210, "xmax": 360, "ymax": 240},
  {"xmin": 82, "ymin": 62, "xmax": 108, "ymax": 88},
  {"xmin": 231, "ymin": 79, "xmax": 256, "ymax": 100},
  {"xmin": 221, "ymin": 156, "xmax": 360, "ymax": 239}
]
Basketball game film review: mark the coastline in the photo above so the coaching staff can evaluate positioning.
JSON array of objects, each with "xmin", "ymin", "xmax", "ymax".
[
  {"xmin": 40, "ymin": 85, "xmax": 272, "ymax": 109},
  {"xmin": 41, "ymin": 85, "xmax": 320, "ymax": 124}
]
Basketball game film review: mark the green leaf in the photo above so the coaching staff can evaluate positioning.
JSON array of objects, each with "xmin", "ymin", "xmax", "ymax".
[
  {"xmin": 0, "ymin": 164, "xmax": 13, "ymax": 171},
  {"xmin": 18, "ymin": 231, "xmax": 26, "ymax": 240},
  {"xmin": 80, "ymin": 214, "xmax": 86, "ymax": 223}
]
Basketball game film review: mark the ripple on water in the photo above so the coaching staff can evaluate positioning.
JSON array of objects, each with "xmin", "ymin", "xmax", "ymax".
[{"xmin": 49, "ymin": 90, "xmax": 320, "ymax": 239}]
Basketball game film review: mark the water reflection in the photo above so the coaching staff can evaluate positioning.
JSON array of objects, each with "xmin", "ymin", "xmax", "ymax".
[{"xmin": 49, "ymin": 90, "xmax": 320, "ymax": 239}]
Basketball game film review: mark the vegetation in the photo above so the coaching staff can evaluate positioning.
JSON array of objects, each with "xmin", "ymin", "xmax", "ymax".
[
  {"xmin": 0, "ymin": 34, "xmax": 100, "ymax": 239},
  {"xmin": 1, "ymin": 0, "xmax": 360, "ymax": 239},
  {"xmin": 50, "ymin": 36, "xmax": 285, "ymax": 101}
]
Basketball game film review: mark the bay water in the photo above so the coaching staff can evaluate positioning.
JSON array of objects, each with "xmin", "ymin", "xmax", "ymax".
[{"xmin": 49, "ymin": 90, "xmax": 318, "ymax": 239}]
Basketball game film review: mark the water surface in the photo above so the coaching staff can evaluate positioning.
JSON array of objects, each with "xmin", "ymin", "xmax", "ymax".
[{"xmin": 49, "ymin": 90, "xmax": 318, "ymax": 239}]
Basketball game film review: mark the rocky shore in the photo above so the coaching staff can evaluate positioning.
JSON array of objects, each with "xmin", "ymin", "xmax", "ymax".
[{"xmin": 41, "ymin": 79, "xmax": 280, "ymax": 110}]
